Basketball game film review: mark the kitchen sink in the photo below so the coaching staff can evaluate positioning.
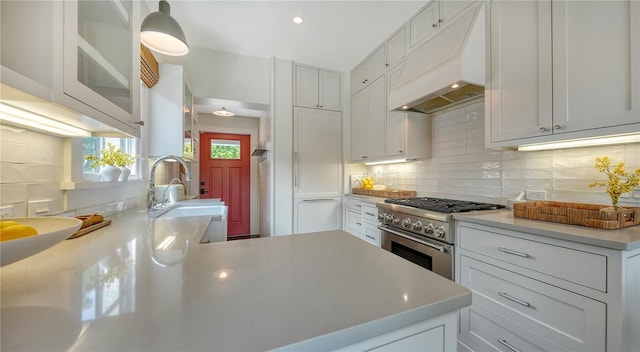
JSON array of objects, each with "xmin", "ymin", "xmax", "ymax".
[
  {"xmin": 148, "ymin": 199, "xmax": 226, "ymax": 219},
  {"xmin": 157, "ymin": 205, "xmax": 227, "ymax": 219}
]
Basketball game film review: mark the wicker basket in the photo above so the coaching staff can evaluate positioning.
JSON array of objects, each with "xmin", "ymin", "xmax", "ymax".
[
  {"xmin": 352, "ymin": 188, "xmax": 416, "ymax": 199},
  {"xmin": 513, "ymin": 201, "xmax": 640, "ymax": 230}
]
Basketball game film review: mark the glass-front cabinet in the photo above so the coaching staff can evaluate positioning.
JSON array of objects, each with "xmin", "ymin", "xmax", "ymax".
[
  {"xmin": 183, "ymin": 82, "xmax": 194, "ymax": 160},
  {"xmin": 62, "ymin": 0, "xmax": 140, "ymax": 135}
]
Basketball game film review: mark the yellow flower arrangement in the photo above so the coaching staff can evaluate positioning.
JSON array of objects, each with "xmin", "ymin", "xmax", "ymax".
[
  {"xmin": 588, "ymin": 156, "xmax": 640, "ymax": 210},
  {"xmin": 85, "ymin": 143, "xmax": 139, "ymax": 169}
]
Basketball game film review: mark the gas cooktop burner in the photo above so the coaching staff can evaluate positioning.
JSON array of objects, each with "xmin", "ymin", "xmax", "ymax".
[{"xmin": 384, "ymin": 197, "xmax": 504, "ymax": 213}]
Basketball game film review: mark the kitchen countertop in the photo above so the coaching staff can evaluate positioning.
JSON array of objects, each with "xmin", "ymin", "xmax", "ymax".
[
  {"xmin": 454, "ymin": 210, "xmax": 640, "ymax": 251},
  {"xmin": 1, "ymin": 206, "xmax": 470, "ymax": 351},
  {"xmin": 345, "ymin": 193, "xmax": 387, "ymax": 204}
]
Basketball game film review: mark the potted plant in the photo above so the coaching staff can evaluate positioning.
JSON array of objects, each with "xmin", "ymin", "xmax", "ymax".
[
  {"xmin": 589, "ymin": 156, "xmax": 640, "ymax": 213},
  {"xmin": 85, "ymin": 143, "xmax": 138, "ymax": 181}
]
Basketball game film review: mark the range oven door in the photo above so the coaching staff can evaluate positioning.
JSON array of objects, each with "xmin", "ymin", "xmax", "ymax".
[{"xmin": 379, "ymin": 225, "xmax": 454, "ymax": 280}]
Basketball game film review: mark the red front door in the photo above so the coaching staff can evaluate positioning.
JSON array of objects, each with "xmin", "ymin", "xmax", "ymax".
[{"xmin": 200, "ymin": 133, "xmax": 250, "ymax": 237}]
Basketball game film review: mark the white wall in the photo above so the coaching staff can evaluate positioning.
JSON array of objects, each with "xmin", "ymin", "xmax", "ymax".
[
  {"xmin": 159, "ymin": 46, "xmax": 271, "ymax": 106},
  {"xmin": 364, "ymin": 100, "xmax": 640, "ymax": 207}
]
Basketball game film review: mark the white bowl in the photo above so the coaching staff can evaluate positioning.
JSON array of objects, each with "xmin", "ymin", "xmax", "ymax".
[{"xmin": 1, "ymin": 217, "xmax": 82, "ymax": 267}]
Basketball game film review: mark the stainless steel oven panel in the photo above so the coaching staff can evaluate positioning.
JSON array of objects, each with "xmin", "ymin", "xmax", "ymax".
[{"xmin": 380, "ymin": 225, "xmax": 454, "ymax": 280}]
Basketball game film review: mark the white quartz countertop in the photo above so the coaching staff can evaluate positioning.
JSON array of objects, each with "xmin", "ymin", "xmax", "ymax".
[
  {"xmin": 345, "ymin": 194, "xmax": 387, "ymax": 204},
  {"xmin": 454, "ymin": 210, "xmax": 640, "ymax": 251},
  {"xmin": 1, "ymin": 207, "xmax": 470, "ymax": 351}
]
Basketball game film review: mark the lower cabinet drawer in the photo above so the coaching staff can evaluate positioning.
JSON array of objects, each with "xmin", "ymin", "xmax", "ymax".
[
  {"xmin": 363, "ymin": 222, "xmax": 381, "ymax": 247},
  {"xmin": 459, "ymin": 255, "xmax": 606, "ymax": 351},
  {"xmin": 346, "ymin": 197, "xmax": 363, "ymax": 212},
  {"xmin": 361, "ymin": 204, "xmax": 379, "ymax": 223},
  {"xmin": 460, "ymin": 305, "xmax": 557, "ymax": 352},
  {"xmin": 458, "ymin": 223, "xmax": 607, "ymax": 292},
  {"xmin": 346, "ymin": 210, "xmax": 362, "ymax": 237}
]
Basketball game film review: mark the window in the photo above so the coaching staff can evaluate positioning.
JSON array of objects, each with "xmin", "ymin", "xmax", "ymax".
[
  {"xmin": 210, "ymin": 139, "xmax": 240, "ymax": 159},
  {"xmin": 83, "ymin": 137, "xmax": 139, "ymax": 176}
]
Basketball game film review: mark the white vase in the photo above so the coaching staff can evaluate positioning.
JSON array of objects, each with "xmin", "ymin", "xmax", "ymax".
[
  {"xmin": 118, "ymin": 167, "xmax": 131, "ymax": 181},
  {"xmin": 100, "ymin": 165, "xmax": 121, "ymax": 182}
]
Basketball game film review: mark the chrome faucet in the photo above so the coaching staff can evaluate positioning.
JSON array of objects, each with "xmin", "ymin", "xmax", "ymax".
[{"xmin": 148, "ymin": 155, "xmax": 192, "ymax": 210}]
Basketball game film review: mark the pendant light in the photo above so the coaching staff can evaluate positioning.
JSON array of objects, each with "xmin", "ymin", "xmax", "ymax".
[
  {"xmin": 141, "ymin": 0, "xmax": 189, "ymax": 56},
  {"xmin": 213, "ymin": 107, "xmax": 235, "ymax": 117}
]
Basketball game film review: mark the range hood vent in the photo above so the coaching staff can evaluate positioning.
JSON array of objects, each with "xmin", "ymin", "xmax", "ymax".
[{"xmin": 389, "ymin": 3, "xmax": 485, "ymax": 114}]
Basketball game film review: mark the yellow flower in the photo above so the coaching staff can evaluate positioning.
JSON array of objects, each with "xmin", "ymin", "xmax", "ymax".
[
  {"xmin": 85, "ymin": 143, "xmax": 139, "ymax": 169},
  {"xmin": 589, "ymin": 156, "xmax": 640, "ymax": 209}
]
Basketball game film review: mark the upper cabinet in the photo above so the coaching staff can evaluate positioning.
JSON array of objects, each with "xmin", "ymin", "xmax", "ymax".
[
  {"xmin": 351, "ymin": 76, "xmax": 386, "ymax": 162},
  {"xmin": 351, "ymin": 45, "xmax": 386, "ymax": 95},
  {"xmin": 149, "ymin": 64, "xmax": 197, "ymax": 160},
  {"xmin": 295, "ymin": 65, "xmax": 341, "ymax": 111},
  {"xmin": 409, "ymin": 0, "xmax": 476, "ymax": 48},
  {"xmin": 386, "ymin": 27, "xmax": 407, "ymax": 70},
  {"xmin": 486, "ymin": 0, "xmax": 640, "ymax": 148},
  {"xmin": 0, "ymin": 0, "xmax": 141, "ymax": 137}
]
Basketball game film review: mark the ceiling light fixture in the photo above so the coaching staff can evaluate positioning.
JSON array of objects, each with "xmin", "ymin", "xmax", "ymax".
[
  {"xmin": 292, "ymin": 16, "xmax": 304, "ymax": 24},
  {"xmin": 451, "ymin": 83, "xmax": 460, "ymax": 89},
  {"xmin": 0, "ymin": 103, "xmax": 91, "ymax": 137},
  {"xmin": 141, "ymin": 0, "xmax": 189, "ymax": 56},
  {"xmin": 213, "ymin": 107, "xmax": 235, "ymax": 117}
]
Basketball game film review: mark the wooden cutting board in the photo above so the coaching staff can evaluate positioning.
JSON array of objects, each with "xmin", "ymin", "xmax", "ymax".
[{"xmin": 67, "ymin": 220, "xmax": 112, "ymax": 240}]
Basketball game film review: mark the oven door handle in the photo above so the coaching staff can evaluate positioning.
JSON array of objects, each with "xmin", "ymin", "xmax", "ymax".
[{"xmin": 379, "ymin": 225, "xmax": 450, "ymax": 253}]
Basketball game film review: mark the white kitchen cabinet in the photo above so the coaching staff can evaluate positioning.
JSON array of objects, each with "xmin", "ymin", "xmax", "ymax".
[
  {"xmin": 385, "ymin": 27, "xmax": 407, "ymax": 70},
  {"xmin": 295, "ymin": 65, "xmax": 341, "ymax": 111},
  {"xmin": 149, "ymin": 64, "xmax": 196, "ymax": 160},
  {"xmin": 334, "ymin": 312, "xmax": 457, "ymax": 352},
  {"xmin": 293, "ymin": 198, "xmax": 341, "ymax": 234},
  {"xmin": 361, "ymin": 204, "xmax": 381, "ymax": 247},
  {"xmin": 294, "ymin": 108, "xmax": 342, "ymax": 198},
  {"xmin": 385, "ymin": 111, "xmax": 431, "ymax": 160},
  {"xmin": 409, "ymin": 0, "xmax": 476, "ymax": 48},
  {"xmin": 351, "ymin": 45, "xmax": 386, "ymax": 95},
  {"xmin": 455, "ymin": 220, "xmax": 640, "ymax": 352},
  {"xmin": 345, "ymin": 197, "xmax": 363, "ymax": 238},
  {"xmin": 486, "ymin": 0, "xmax": 640, "ymax": 148},
  {"xmin": 0, "ymin": 0, "xmax": 141, "ymax": 137},
  {"xmin": 350, "ymin": 76, "xmax": 386, "ymax": 162}
]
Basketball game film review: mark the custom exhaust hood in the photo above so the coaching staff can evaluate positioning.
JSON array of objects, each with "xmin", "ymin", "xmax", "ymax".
[{"xmin": 388, "ymin": 4, "xmax": 485, "ymax": 114}]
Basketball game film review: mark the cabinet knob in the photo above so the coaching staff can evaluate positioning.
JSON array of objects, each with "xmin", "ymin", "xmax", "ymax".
[
  {"xmin": 385, "ymin": 63, "xmax": 389, "ymax": 67},
  {"xmin": 539, "ymin": 127, "xmax": 550, "ymax": 132},
  {"xmin": 439, "ymin": 18, "xmax": 444, "ymax": 23},
  {"xmin": 399, "ymin": 150, "xmax": 404, "ymax": 153},
  {"xmin": 364, "ymin": 79, "xmax": 368, "ymax": 83},
  {"xmin": 553, "ymin": 124, "xmax": 563, "ymax": 130},
  {"xmin": 134, "ymin": 121, "xmax": 145, "ymax": 126},
  {"xmin": 316, "ymin": 104, "xmax": 319, "ymax": 108},
  {"xmin": 320, "ymin": 105, "xmax": 323, "ymax": 108},
  {"xmin": 432, "ymin": 23, "xmax": 438, "ymax": 28}
]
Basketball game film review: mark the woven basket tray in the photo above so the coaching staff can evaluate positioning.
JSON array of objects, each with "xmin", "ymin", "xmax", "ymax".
[
  {"xmin": 352, "ymin": 188, "xmax": 416, "ymax": 199},
  {"xmin": 513, "ymin": 201, "xmax": 640, "ymax": 230}
]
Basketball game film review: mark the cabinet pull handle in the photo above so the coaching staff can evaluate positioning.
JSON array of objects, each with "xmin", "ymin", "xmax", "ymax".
[
  {"xmin": 398, "ymin": 150, "xmax": 403, "ymax": 153},
  {"xmin": 553, "ymin": 124, "xmax": 562, "ymax": 130},
  {"xmin": 498, "ymin": 339, "xmax": 522, "ymax": 352},
  {"xmin": 498, "ymin": 292, "xmax": 531, "ymax": 307},
  {"xmin": 432, "ymin": 23, "xmax": 438, "ymax": 28},
  {"xmin": 439, "ymin": 18, "xmax": 444, "ymax": 23},
  {"xmin": 539, "ymin": 127, "xmax": 550, "ymax": 132},
  {"xmin": 294, "ymin": 151, "xmax": 299, "ymax": 187},
  {"xmin": 365, "ymin": 235, "xmax": 376, "ymax": 240},
  {"xmin": 364, "ymin": 212, "xmax": 375, "ymax": 217},
  {"xmin": 497, "ymin": 247, "xmax": 530, "ymax": 258},
  {"xmin": 134, "ymin": 120, "xmax": 145, "ymax": 126},
  {"xmin": 356, "ymin": 204, "xmax": 362, "ymax": 208},
  {"xmin": 356, "ymin": 222, "xmax": 362, "ymax": 226},
  {"xmin": 362, "ymin": 156, "xmax": 368, "ymax": 159},
  {"xmin": 302, "ymin": 198, "xmax": 335, "ymax": 202}
]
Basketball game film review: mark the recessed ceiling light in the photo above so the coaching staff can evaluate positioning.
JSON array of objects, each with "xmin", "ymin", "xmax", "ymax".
[
  {"xmin": 451, "ymin": 83, "xmax": 460, "ymax": 89},
  {"xmin": 213, "ymin": 107, "xmax": 235, "ymax": 117},
  {"xmin": 292, "ymin": 16, "xmax": 304, "ymax": 24},
  {"xmin": 401, "ymin": 105, "xmax": 409, "ymax": 110}
]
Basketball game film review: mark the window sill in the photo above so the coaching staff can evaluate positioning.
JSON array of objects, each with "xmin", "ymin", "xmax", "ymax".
[{"xmin": 60, "ymin": 179, "xmax": 147, "ymax": 190}]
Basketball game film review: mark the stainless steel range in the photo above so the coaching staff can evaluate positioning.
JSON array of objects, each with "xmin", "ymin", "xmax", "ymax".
[{"xmin": 377, "ymin": 197, "xmax": 503, "ymax": 280}]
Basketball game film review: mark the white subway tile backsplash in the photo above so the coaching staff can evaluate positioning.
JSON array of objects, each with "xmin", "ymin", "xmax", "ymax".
[
  {"xmin": 0, "ymin": 184, "xmax": 28, "ymax": 203},
  {"xmin": 26, "ymin": 165, "xmax": 60, "ymax": 182},
  {"xmin": 0, "ymin": 162, "xmax": 27, "ymax": 183},
  {"xmin": 0, "ymin": 141, "xmax": 27, "ymax": 163}
]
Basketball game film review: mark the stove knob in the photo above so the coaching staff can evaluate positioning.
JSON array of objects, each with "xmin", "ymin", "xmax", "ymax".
[
  {"xmin": 393, "ymin": 217, "xmax": 400, "ymax": 225},
  {"xmin": 378, "ymin": 213, "xmax": 385, "ymax": 222},
  {"xmin": 435, "ymin": 226, "xmax": 446, "ymax": 238},
  {"xmin": 412, "ymin": 221, "xmax": 423, "ymax": 231},
  {"xmin": 425, "ymin": 223, "xmax": 435, "ymax": 234},
  {"xmin": 385, "ymin": 214, "xmax": 394, "ymax": 223},
  {"xmin": 402, "ymin": 218, "xmax": 412, "ymax": 229}
]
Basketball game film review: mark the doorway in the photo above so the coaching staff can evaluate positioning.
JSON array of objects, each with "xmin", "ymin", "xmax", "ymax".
[{"xmin": 200, "ymin": 133, "xmax": 251, "ymax": 237}]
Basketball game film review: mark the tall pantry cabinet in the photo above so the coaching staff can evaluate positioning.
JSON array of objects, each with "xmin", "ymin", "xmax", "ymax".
[{"xmin": 293, "ymin": 65, "xmax": 342, "ymax": 234}]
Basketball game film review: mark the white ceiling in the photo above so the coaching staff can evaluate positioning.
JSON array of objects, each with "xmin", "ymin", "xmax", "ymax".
[
  {"xmin": 153, "ymin": 1, "xmax": 426, "ymax": 118},
  {"xmin": 164, "ymin": 1, "xmax": 425, "ymax": 72}
]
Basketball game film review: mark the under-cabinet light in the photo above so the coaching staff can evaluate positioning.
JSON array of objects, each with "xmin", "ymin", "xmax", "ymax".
[
  {"xmin": 365, "ymin": 158, "xmax": 410, "ymax": 166},
  {"xmin": 0, "ymin": 103, "xmax": 91, "ymax": 137},
  {"xmin": 517, "ymin": 134, "xmax": 640, "ymax": 151}
]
